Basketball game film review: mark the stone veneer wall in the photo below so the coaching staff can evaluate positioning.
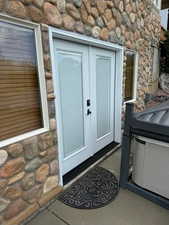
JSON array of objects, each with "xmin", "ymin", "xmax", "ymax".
[
  {"xmin": 0, "ymin": 23, "xmax": 61, "ymax": 225},
  {"xmin": 0, "ymin": 0, "xmax": 160, "ymax": 224}
]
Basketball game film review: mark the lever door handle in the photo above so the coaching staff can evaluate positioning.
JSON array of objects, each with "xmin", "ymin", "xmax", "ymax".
[
  {"xmin": 87, "ymin": 109, "xmax": 92, "ymax": 115},
  {"xmin": 87, "ymin": 99, "xmax": 91, "ymax": 107}
]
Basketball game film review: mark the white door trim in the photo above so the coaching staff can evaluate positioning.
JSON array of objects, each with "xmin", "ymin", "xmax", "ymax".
[{"xmin": 49, "ymin": 27, "xmax": 124, "ymax": 186}]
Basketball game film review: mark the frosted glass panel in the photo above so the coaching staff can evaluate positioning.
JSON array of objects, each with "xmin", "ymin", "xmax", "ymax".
[
  {"xmin": 96, "ymin": 57, "xmax": 111, "ymax": 139},
  {"xmin": 58, "ymin": 52, "xmax": 84, "ymax": 157}
]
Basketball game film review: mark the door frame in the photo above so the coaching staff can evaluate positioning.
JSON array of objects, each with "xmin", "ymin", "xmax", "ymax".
[{"xmin": 49, "ymin": 27, "xmax": 124, "ymax": 186}]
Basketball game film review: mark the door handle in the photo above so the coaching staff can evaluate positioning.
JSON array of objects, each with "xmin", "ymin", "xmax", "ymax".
[
  {"xmin": 87, "ymin": 109, "xmax": 92, "ymax": 115},
  {"xmin": 87, "ymin": 99, "xmax": 91, "ymax": 107}
]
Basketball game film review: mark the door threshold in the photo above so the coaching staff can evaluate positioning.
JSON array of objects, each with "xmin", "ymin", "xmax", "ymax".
[{"xmin": 63, "ymin": 142, "xmax": 120, "ymax": 186}]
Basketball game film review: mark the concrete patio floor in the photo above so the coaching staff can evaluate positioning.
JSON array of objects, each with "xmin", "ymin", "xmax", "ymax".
[{"xmin": 27, "ymin": 149, "xmax": 169, "ymax": 225}]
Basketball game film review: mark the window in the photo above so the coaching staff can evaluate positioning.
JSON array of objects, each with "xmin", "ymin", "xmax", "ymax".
[
  {"xmin": 124, "ymin": 51, "xmax": 138, "ymax": 102},
  {"xmin": 0, "ymin": 19, "xmax": 48, "ymax": 146},
  {"xmin": 160, "ymin": 9, "xmax": 169, "ymax": 30},
  {"xmin": 153, "ymin": 0, "xmax": 161, "ymax": 9},
  {"xmin": 150, "ymin": 47, "xmax": 160, "ymax": 92},
  {"xmin": 161, "ymin": 0, "xmax": 169, "ymax": 9},
  {"xmin": 152, "ymin": 47, "xmax": 160, "ymax": 82}
]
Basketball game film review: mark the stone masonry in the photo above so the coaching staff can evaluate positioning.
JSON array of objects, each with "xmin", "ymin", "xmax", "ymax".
[{"xmin": 0, "ymin": 0, "xmax": 161, "ymax": 224}]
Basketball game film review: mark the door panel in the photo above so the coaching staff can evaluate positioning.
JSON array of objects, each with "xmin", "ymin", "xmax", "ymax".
[
  {"xmin": 90, "ymin": 48, "xmax": 115, "ymax": 153},
  {"xmin": 58, "ymin": 52, "xmax": 85, "ymax": 157},
  {"xmin": 54, "ymin": 40, "xmax": 91, "ymax": 175},
  {"xmin": 96, "ymin": 56, "xmax": 111, "ymax": 139},
  {"xmin": 54, "ymin": 40, "xmax": 116, "ymax": 175}
]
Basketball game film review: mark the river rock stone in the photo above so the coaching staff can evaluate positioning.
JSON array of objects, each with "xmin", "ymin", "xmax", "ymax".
[
  {"xmin": 83, "ymin": 0, "xmax": 91, "ymax": 14},
  {"xmin": 116, "ymin": 27, "xmax": 121, "ymax": 38},
  {"xmin": 100, "ymin": 27, "xmax": 109, "ymax": 40},
  {"xmin": 43, "ymin": 176, "xmax": 58, "ymax": 193},
  {"xmin": 25, "ymin": 158, "xmax": 42, "ymax": 172},
  {"xmin": 57, "ymin": 0, "xmax": 66, "ymax": 13},
  {"xmin": 0, "ymin": 179, "xmax": 8, "ymax": 194},
  {"xmin": 92, "ymin": 26, "xmax": 101, "ymax": 38},
  {"xmin": 0, "ymin": 158, "xmax": 25, "ymax": 178},
  {"xmin": 107, "ymin": 1, "xmax": 113, "ymax": 8},
  {"xmin": 96, "ymin": 17, "xmax": 104, "ymax": 28},
  {"xmin": 22, "ymin": 0, "xmax": 33, "ymax": 4},
  {"xmin": 3, "ymin": 184, "xmax": 22, "ymax": 200},
  {"xmin": 24, "ymin": 139, "xmax": 39, "ymax": 160},
  {"xmin": 39, "ymin": 133, "xmax": 54, "ymax": 151},
  {"xmin": 112, "ymin": 8, "xmax": 122, "ymax": 26},
  {"xmin": 109, "ymin": 30, "xmax": 119, "ymax": 43},
  {"xmin": 7, "ymin": 144, "xmax": 23, "ymax": 158},
  {"xmin": 126, "ymin": 4, "xmax": 132, "ymax": 14},
  {"xmin": 159, "ymin": 73, "xmax": 169, "ymax": 94},
  {"xmin": 39, "ymin": 151, "xmax": 48, "ymax": 157},
  {"xmin": 91, "ymin": 7, "xmax": 98, "ymax": 18},
  {"xmin": 22, "ymin": 185, "xmax": 42, "ymax": 203},
  {"xmin": 0, "ymin": 0, "xmax": 5, "ymax": 10},
  {"xmin": 75, "ymin": 21, "xmax": 84, "ymax": 33},
  {"xmin": 4, "ymin": 199, "xmax": 28, "ymax": 220},
  {"xmin": 84, "ymin": 25, "xmax": 92, "ymax": 35},
  {"xmin": 8, "ymin": 172, "xmax": 25, "ymax": 185},
  {"xmin": 34, "ymin": 0, "xmax": 44, "ymax": 8},
  {"xmin": 50, "ymin": 118, "xmax": 57, "ymax": 130},
  {"xmin": 44, "ymin": 2, "xmax": 62, "ymax": 27},
  {"xmin": 122, "ymin": 12, "xmax": 131, "ymax": 28},
  {"xmin": 48, "ymin": 0, "xmax": 57, "ymax": 3},
  {"xmin": 44, "ymin": 53, "xmax": 51, "ymax": 71},
  {"xmin": 36, "ymin": 164, "xmax": 49, "ymax": 183},
  {"xmin": 114, "ymin": 0, "xmax": 120, "ymax": 8},
  {"xmin": 0, "ymin": 150, "xmax": 8, "ymax": 167},
  {"xmin": 47, "ymin": 79, "xmax": 54, "ymax": 93},
  {"xmin": 66, "ymin": 3, "xmax": 80, "ymax": 20},
  {"xmin": 7, "ymin": 1, "xmax": 27, "ymax": 18},
  {"xmin": 130, "ymin": 12, "xmax": 136, "ymax": 23},
  {"xmin": 96, "ymin": 0, "xmax": 106, "ymax": 15},
  {"xmin": 87, "ymin": 15, "xmax": 95, "ymax": 26},
  {"xmin": 0, "ymin": 198, "xmax": 10, "ymax": 213},
  {"xmin": 50, "ymin": 160, "xmax": 59, "ymax": 175},
  {"xmin": 119, "ymin": 1, "xmax": 124, "ymax": 13},
  {"xmin": 105, "ymin": 8, "xmax": 112, "ymax": 21},
  {"xmin": 81, "ymin": 3, "xmax": 88, "ymax": 23},
  {"xmin": 43, "ymin": 146, "xmax": 57, "ymax": 163},
  {"xmin": 63, "ymin": 15, "xmax": 75, "ymax": 31},
  {"xmin": 73, "ymin": 0, "xmax": 82, "ymax": 8},
  {"xmin": 28, "ymin": 5, "xmax": 43, "ymax": 22},
  {"xmin": 107, "ymin": 18, "xmax": 116, "ymax": 30},
  {"xmin": 22, "ymin": 173, "xmax": 35, "ymax": 191}
]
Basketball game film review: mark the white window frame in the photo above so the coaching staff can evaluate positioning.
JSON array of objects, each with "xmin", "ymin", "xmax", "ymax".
[
  {"xmin": 0, "ymin": 14, "xmax": 49, "ymax": 148},
  {"xmin": 153, "ymin": 0, "xmax": 161, "ymax": 9},
  {"xmin": 124, "ymin": 50, "xmax": 139, "ymax": 105}
]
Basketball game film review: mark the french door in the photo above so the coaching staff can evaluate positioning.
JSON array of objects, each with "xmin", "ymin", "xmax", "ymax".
[{"xmin": 54, "ymin": 39, "xmax": 115, "ymax": 175}]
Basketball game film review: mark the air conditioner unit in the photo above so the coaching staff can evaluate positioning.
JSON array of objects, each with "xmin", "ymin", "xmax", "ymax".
[{"xmin": 132, "ymin": 136, "xmax": 169, "ymax": 199}]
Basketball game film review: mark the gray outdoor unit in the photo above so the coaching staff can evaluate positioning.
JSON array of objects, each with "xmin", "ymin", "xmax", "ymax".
[
  {"xmin": 131, "ymin": 100, "xmax": 169, "ymax": 199},
  {"xmin": 132, "ymin": 136, "xmax": 169, "ymax": 199},
  {"xmin": 120, "ymin": 100, "xmax": 169, "ymax": 209}
]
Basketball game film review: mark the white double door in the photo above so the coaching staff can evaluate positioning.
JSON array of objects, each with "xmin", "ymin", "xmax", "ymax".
[{"xmin": 54, "ymin": 39, "xmax": 115, "ymax": 175}]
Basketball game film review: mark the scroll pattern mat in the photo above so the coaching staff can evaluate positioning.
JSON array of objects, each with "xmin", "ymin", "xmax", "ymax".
[{"xmin": 58, "ymin": 166, "xmax": 119, "ymax": 209}]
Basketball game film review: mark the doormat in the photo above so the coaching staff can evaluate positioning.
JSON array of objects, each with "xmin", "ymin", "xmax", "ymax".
[{"xmin": 58, "ymin": 166, "xmax": 119, "ymax": 209}]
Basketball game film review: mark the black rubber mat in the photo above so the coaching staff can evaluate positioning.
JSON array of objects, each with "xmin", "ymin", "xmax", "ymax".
[{"xmin": 58, "ymin": 166, "xmax": 119, "ymax": 209}]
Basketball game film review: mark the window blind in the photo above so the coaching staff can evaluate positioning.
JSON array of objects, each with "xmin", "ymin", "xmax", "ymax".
[
  {"xmin": 124, "ymin": 53, "xmax": 135, "ymax": 101},
  {"xmin": 0, "ymin": 21, "xmax": 43, "ymax": 141}
]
